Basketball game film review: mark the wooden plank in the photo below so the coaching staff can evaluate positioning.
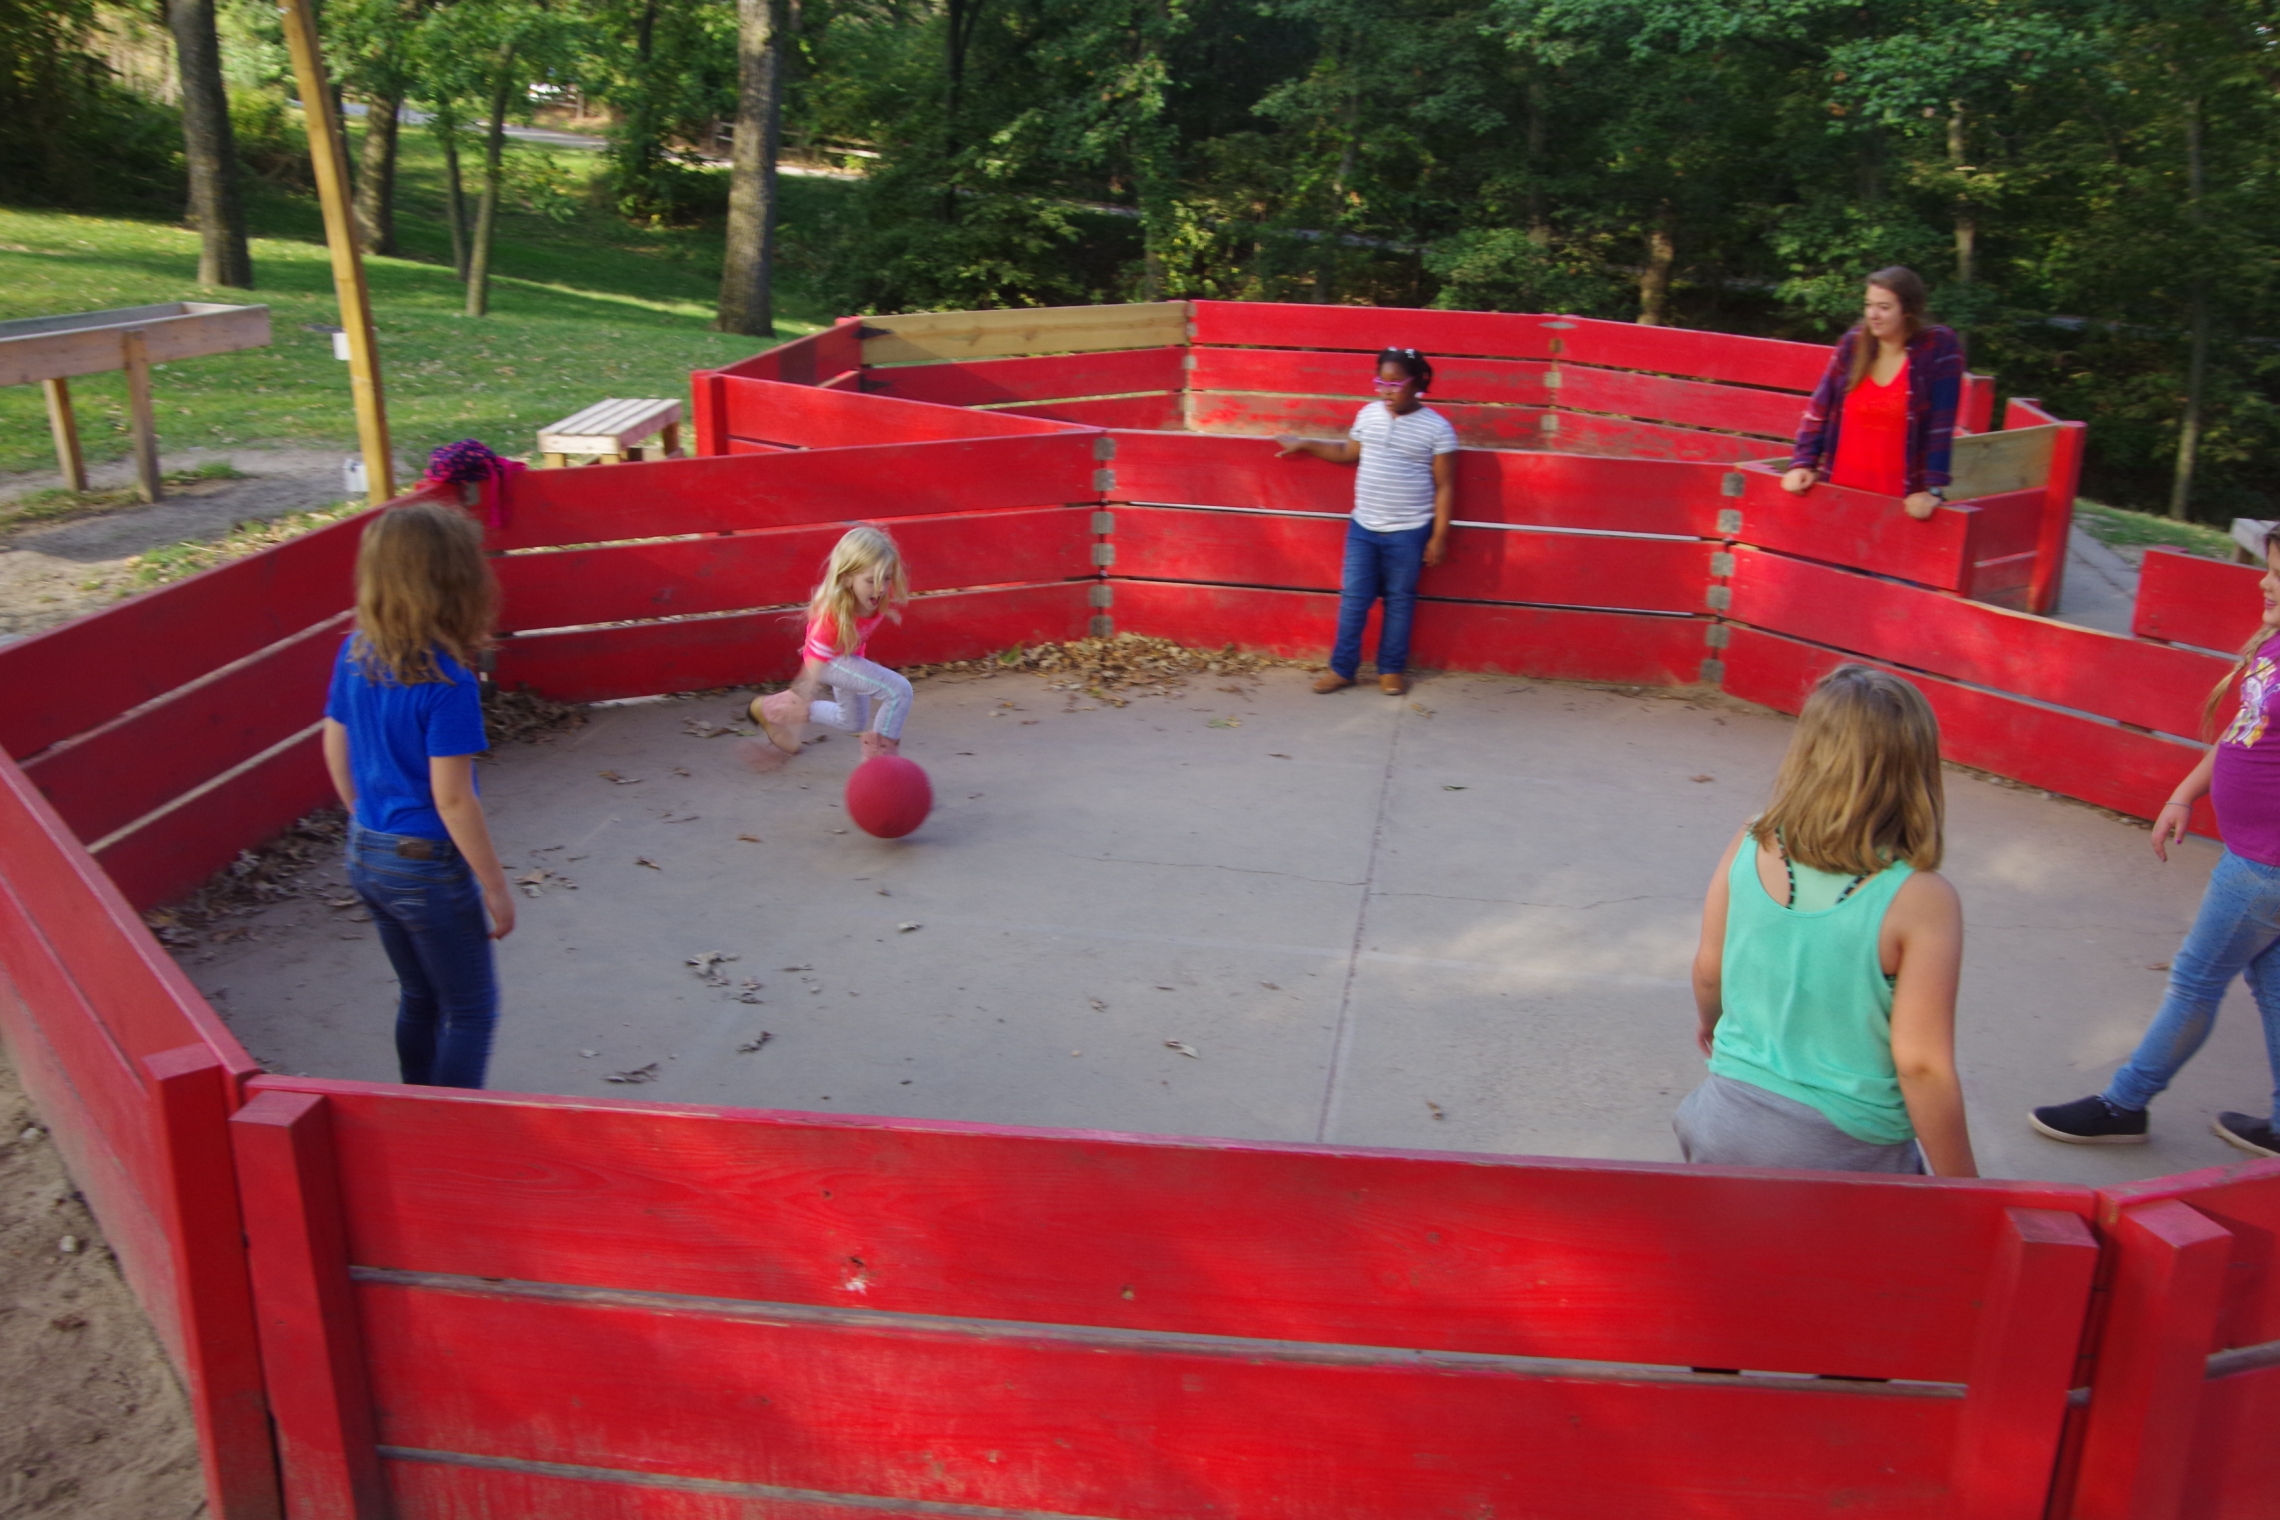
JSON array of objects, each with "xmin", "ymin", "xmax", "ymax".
[
  {"xmin": 0, "ymin": 505, "xmax": 372, "ymax": 760},
  {"xmin": 25, "ymin": 611, "xmax": 350, "ymax": 845},
  {"xmin": 991, "ymin": 394, "xmax": 1182, "ymax": 431},
  {"xmin": 42, "ymin": 377, "xmax": 87, "ymax": 492},
  {"xmin": 1948, "ymin": 426, "xmax": 2056, "ymax": 501},
  {"xmin": 2096, "ymin": 1161, "xmax": 2280, "ymax": 1353},
  {"xmin": 489, "ymin": 435, "xmax": 1104, "ymax": 554},
  {"xmin": 1108, "ymin": 431, "xmax": 1729, "ymax": 537},
  {"xmin": 0, "ymin": 302, "xmax": 271, "ymax": 386},
  {"xmin": 1727, "ymin": 465, "xmax": 1975, "ymax": 592},
  {"xmin": 1542, "ymin": 410, "xmax": 1783, "ymax": 464},
  {"xmin": 1555, "ymin": 365, "xmax": 1802, "ymax": 439},
  {"xmin": 1113, "ymin": 506, "xmax": 1718, "ymax": 616},
  {"xmin": 2068, "ymin": 1199, "xmax": 2233, "ymax": 1520},
  {"xmin": 1541, "ymin": 317, "xmax": 1831, "ymax": 393},
  {"xmin": 1725, "ymin": 547, "xmax": 2223, "ymax": 740},
  {"xmin": 2005, "ymin": 397, "xmax": 2062, "ymax": 430},
  {"xmin": 713, "ymin": 322, "xmax": 864, "ymax": 386},
  {"xmin": 1948, "ymin": 1209, "xmax": 2099, "ymax": 1520},
  {"xmin": 689, "ymin": 369, "xmax": 727, "ymax": 456},
  {"xmin": 868, "ymin": 347, "xmax": 1185, "ymax": 408},
  {"xmin": 272, "ymin": 1076, "xmax": 2094, "ymax": 1383},
  {"xmin": 495, "ymin": 509, "xmax": 1095, "ymax": 634},
  {"xmin": 1188, "ymin": 300, "xmax": 1561, "ymax": 362},
  {"xmin": 1960, "ymin": 488, "xmax": 2046, "ymax": 563},
  {"xmin": 2181, "ymin": 1363, "xmax": 2280, "ymax": 1520},
  {"xmin": 2130, "ymin": 548, "xmax": 2261, "ymax": 653},
  {"xmin": 1960, "ymin": 372, "xmax": 1997, "ymax": 436},
  {"xmin": 121, "ymin": 328, "xmax": 162, "ymax": 503},
  {"xmin": 493, "ymin": 583, "xmax": 1094, "ymax": 703},
  {"xmin": 230, "ymin": 1089, "xmax": 389, "ymax": 1520},
  {"xmin": 94, "ymin": 726, "xmax": 333, "ymax": 912},
  {"xmin": 2031, "ymin": 422, "xmax": 2087, "ymax": 617},
  {"xmin": 1720, "ymin": 627, "xmax": 2208, "ymax": 827},
  {"xmin": 861, "ymin": 302, "xmax": 1188, "ymax": 366},
  {"xmin": 720, "ymin": 377, "xmax": 1079, "ymax": 450},
  {"xmin": 383, "ymin": 1459, "xmax": 1011, "ymax": 1520},
  {"xmin": 357, "ymin": 1272, "xmax": 1962, "ymax": 1520},
  {"xmin": 1187, "ymin": 390, "xmax": 1555, "ymax": 451},
  {"xmin": 1189, "ymin": 347, "xmax": 1555, "ymax": 408},
  {"xmin": 0, "ymin": 752, "xmax": 257, "ymax": 1067},
  {"xmin": 145, "ymin": 1046, "xmax": 284, "ymax": 1520}
]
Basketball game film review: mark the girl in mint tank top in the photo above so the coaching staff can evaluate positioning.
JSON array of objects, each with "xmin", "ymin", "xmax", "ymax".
[{"xmin": 1676, "ymin": 665, "xmax": 1978, "ymax": 1178}]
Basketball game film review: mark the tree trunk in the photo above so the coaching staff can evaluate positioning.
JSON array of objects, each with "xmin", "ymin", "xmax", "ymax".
[
  {"xmin": 166, "ymin": 0, "xmax": 251, "ymax": 287},
  {"xmin": 619, "ymin": 0, "xmax": 662, "ymax": 213},
  {"xmin": 1525, "ymin": 73, "xmax": 1549, "ymax": 242},
  {"xmin": 2168, "ymin": 95, "xmax": 2206, "ymax": 521},
  {"xmin": 354, "ymin": 91, "xmax": 402, "ymax": 257},
  {"xmin": 1636, "ymin": 207, "xmax": 1675, "ymax": 325},
  {"xmin": 717, "ymin": 0, "xmax": 782, "ymax": 337},
  {"xmin": 1948, "ymin": 102, "xmax": 1975, "ymax": 285},
  {"xmin": 464, "ymin": 50, "xmax": 516, "ymax": 318},
  {"xmin": 435, "ymin": 107, "xmax": 470, "ymax": 280}
]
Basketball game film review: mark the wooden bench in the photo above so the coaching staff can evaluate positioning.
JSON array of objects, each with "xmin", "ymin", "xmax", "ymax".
[{"xmin": 536, "ymin": 397, "xmax": 683, "ymax": 467}]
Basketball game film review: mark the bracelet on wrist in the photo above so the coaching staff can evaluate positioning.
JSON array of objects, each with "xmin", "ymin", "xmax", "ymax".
[{"xmin": 2164, "ymin": 798, "xmax": 2193, "ymax": 808}]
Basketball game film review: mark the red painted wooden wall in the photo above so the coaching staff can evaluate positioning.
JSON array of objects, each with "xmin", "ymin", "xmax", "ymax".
[{"xmin": 0, "ymin": 301, "xmax": 2258, "ymax": 1520}]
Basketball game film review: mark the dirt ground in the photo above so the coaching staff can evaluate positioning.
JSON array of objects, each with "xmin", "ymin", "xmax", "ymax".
[
  {"xmin": 0, "ymin": 445, "xmax": 378, "ymax": 640},
  {"xmin": 0, "ymin": 1047, "xmax": 204, "ymax": 1518}
]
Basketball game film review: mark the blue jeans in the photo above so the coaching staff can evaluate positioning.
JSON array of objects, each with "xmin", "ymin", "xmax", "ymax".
[
  {"xmin": 2106, "ymin": 848, "xmax": 2280, "ymax": 1122},
  {"xmin": 1329, "ymin": 519, "xmax": 1432, "ymax": 679},
  {"xmin": 347, "ymin": 824, "xmax": 499, "ymax": 1089}
]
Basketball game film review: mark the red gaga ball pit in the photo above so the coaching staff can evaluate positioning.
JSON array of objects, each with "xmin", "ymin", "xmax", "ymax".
[{"xmin": 845, "ymin": 754, "xmax": 933, "ymax": 838}]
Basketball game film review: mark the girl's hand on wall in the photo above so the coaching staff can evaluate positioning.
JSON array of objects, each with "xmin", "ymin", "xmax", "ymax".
[
  {"xmin": 1902, "ymin": 492, "xmax": 1941, "ymax": 520},
  {"xmin": 1780, "ymin": 467, "xmax": 1815, "ymax": 495}
]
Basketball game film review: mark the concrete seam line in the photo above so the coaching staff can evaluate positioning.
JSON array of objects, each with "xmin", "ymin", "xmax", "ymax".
[{"xmin": 1314, "ymin": 706, "xmax": 1404, "ymax": 1144}]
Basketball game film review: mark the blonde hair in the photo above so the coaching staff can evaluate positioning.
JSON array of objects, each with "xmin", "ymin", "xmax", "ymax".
[
  {"xmin": 807, "ymin": 525, "xmax": 910, "ymax": 658},
  {"xmin": 1754, "ymin": 665, "xmax": 1945, "ymax": 874},
  {"xmin": 351, "ymin": 500, "xmax": 498, "ymax": 685},
  {"xmin": 2205, "ymin": 528, "xmax": 2280, "ymax": 736}
]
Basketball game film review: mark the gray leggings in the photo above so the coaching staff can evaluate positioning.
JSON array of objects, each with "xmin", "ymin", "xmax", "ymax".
[{"xmin": 810, "ymin": 655, "xmax": 913, "ymax": 741}]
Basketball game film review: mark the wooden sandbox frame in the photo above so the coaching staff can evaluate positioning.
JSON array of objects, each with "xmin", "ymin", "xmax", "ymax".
[{"xmin": 0, "ymin": 301, "xmax": 2273, "ymax": 1520}]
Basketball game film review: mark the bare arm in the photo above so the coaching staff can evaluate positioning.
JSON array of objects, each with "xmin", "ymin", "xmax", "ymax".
[
  {"xmin": 321, "ymin": 718, "xmax": 356, "ymax": 810},
  {"xmin": 1692, "ymin": 826, "xmax": 1747, "ymax": 1056},
  {"xmin": 1424, "ymin": 451, "xmax": 1456, "ymax": 566},
  {"xmin": 2153, "ymin": 745, "xmax": 2218, "ymax": 863},
  {"xmin": 431, "ymin": 755, "xmax": 515, "ymax": 939},
  {"xmin": 1884, "ymin": 870, "xmax": 1975, "ymax": 1177},
  {"xmin": 1275, "ymin": 434, "xmax": 1360, "ymax": 465}
]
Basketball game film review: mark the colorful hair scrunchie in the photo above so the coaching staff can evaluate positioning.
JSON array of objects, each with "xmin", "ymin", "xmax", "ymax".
[{"xmin": 417, "ymin": 439, "xmax": 525, "ymax": 527}]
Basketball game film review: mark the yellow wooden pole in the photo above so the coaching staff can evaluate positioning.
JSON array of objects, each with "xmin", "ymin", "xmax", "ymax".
[
  {"xmin": 42, "ymin": 378, "xmax": 87, "ymax": 493},
  {"xmin": 277, "ymin": 0, "xmax": 395, "ymax": 503}
]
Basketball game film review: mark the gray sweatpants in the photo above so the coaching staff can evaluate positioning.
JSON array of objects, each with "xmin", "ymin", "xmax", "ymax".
[
  {"xmin": 1674, "ymin": 1072, "xmax": 1926, "ymax": 1174},
  {"xmin": 809, "ymin": 655, "xmax": 913, "ymax": 741}
]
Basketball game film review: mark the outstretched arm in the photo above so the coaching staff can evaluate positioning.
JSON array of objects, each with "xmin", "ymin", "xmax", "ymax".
[
  {"xmin": 1886, "ymin": 870, "xmax": 1974, "ymax": 1177},
  {"xmin": 1275, "ymin": 435, "xmax": 1360, "ymax": 465}
]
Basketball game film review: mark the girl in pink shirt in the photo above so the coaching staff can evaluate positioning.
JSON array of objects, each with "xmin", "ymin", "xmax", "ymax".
[{"xmin": 752, "ymin": 526, "xmax": 914, "ymax": 759}]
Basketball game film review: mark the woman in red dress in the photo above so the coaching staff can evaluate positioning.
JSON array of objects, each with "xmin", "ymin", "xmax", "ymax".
[{"xmin": 1783, "ymin": 267, "xmax": 1965, "ymax": 521}]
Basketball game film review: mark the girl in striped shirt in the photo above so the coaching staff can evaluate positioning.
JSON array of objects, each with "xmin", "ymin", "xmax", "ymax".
[{"xmin": 1276, "ymin": 347, "xmax": 1458, "ymax": 697}]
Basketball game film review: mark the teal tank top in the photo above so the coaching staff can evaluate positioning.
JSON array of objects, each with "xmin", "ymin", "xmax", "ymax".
[{"xmin": 1706, "ymin": 839, "xmax": 1916, "ymax": 1145}]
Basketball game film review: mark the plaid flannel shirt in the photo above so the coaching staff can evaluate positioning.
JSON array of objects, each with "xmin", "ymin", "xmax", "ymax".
[{"xmin": 1788, "ymin": 325, "xmax": 1964, "ymax": 497}]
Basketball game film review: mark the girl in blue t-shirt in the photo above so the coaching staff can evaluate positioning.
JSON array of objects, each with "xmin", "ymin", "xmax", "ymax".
[{"xmin": 321, "ymin": 500, "xmax": 512, "ymax": 1088}]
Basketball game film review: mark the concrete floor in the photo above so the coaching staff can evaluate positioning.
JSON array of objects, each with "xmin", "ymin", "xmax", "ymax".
[{"xmin": 189, "ymin": 667, "xmax": 2259, "ymax": 1187}]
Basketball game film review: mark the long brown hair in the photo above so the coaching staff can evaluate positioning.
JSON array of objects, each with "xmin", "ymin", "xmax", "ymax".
[
  {"xmin": 351, "ymin": 500, "xmax": 498, "ymax": 684},
  {"xmin": 1846, "ymin": 265, "xmax": 1930, "ymax": 390},
  {"xmin": 2206, "ymin": 527, "xmax": 2280, "ymax": 736},
  {"xmin": 1754, "ymin": 664, "xmax": 1945, "ymax": 874}
]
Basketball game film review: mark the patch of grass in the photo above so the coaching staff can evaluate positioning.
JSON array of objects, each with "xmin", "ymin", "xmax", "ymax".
[
  {"xmin": 96, "ymin": 500, "xmax": 367, "ymax": 593},
  {"xmin": 2073, "ymin": 498, "xmax": 2241, "ymax": 560},
  {"xmin": 1, "ymin": 124, "xmax": 847, "ymax": 477},
  {"xmin": 1, "ymin": 460, "xmax": 246, "ymax": 531}
]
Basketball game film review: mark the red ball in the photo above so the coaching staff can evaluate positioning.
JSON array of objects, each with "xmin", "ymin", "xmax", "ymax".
[{"xmin": 844, "ymin": 755, "xmax": 932, "ymax": 839}]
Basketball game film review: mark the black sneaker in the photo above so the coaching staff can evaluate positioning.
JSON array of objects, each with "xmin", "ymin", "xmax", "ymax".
[
  {"xmin": 2030, "ymin": 1094, "xmax": 2149, "ymax": 1145},
  {"xmin": 2214, "ymin": 1112, "xmax": 2280, "ymax": 1158}
]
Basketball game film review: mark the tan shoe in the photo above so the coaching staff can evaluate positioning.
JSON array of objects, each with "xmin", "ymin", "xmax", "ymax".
[
  {"xmin": 1379, "ymin": 672, "xmax": 1410, "ymax": 695},
  {"xmin": 1312, "ymin": 671, "xmax": 1355, "ymax": 694}
]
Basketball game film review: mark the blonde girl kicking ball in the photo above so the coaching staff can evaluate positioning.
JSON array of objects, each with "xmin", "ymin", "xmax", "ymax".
[
  {"xmin": 321, "ymin": 501, "xmax": 513, "ymax": 1090},
  {"xmin": 754, "ymin": 526, "xmax": 914, "ymax": 759},
  {"xmin": 1678, "ymin": 665, "xmax": 1977, "ymax": 1177}
]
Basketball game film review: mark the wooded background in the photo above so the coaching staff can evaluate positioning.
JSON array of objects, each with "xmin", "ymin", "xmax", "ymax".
[{"xmin": 5, "ymin": 0, "xmax": 2275, "ymax": 522}]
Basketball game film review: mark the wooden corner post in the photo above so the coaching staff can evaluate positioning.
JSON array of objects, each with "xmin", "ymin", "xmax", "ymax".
[{"xmin": 277, "ymin": 0, "xmax": 394, "ymax": 505}]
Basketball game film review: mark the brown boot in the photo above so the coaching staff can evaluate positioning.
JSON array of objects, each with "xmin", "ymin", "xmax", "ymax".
[
  {"xmin": 1312, "ymin": 671, "xmax": 1355, "ymax": 693},
  {"xmin": 1379, "ymin": 672, "xmax": 1410, "ymax": 695}
]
